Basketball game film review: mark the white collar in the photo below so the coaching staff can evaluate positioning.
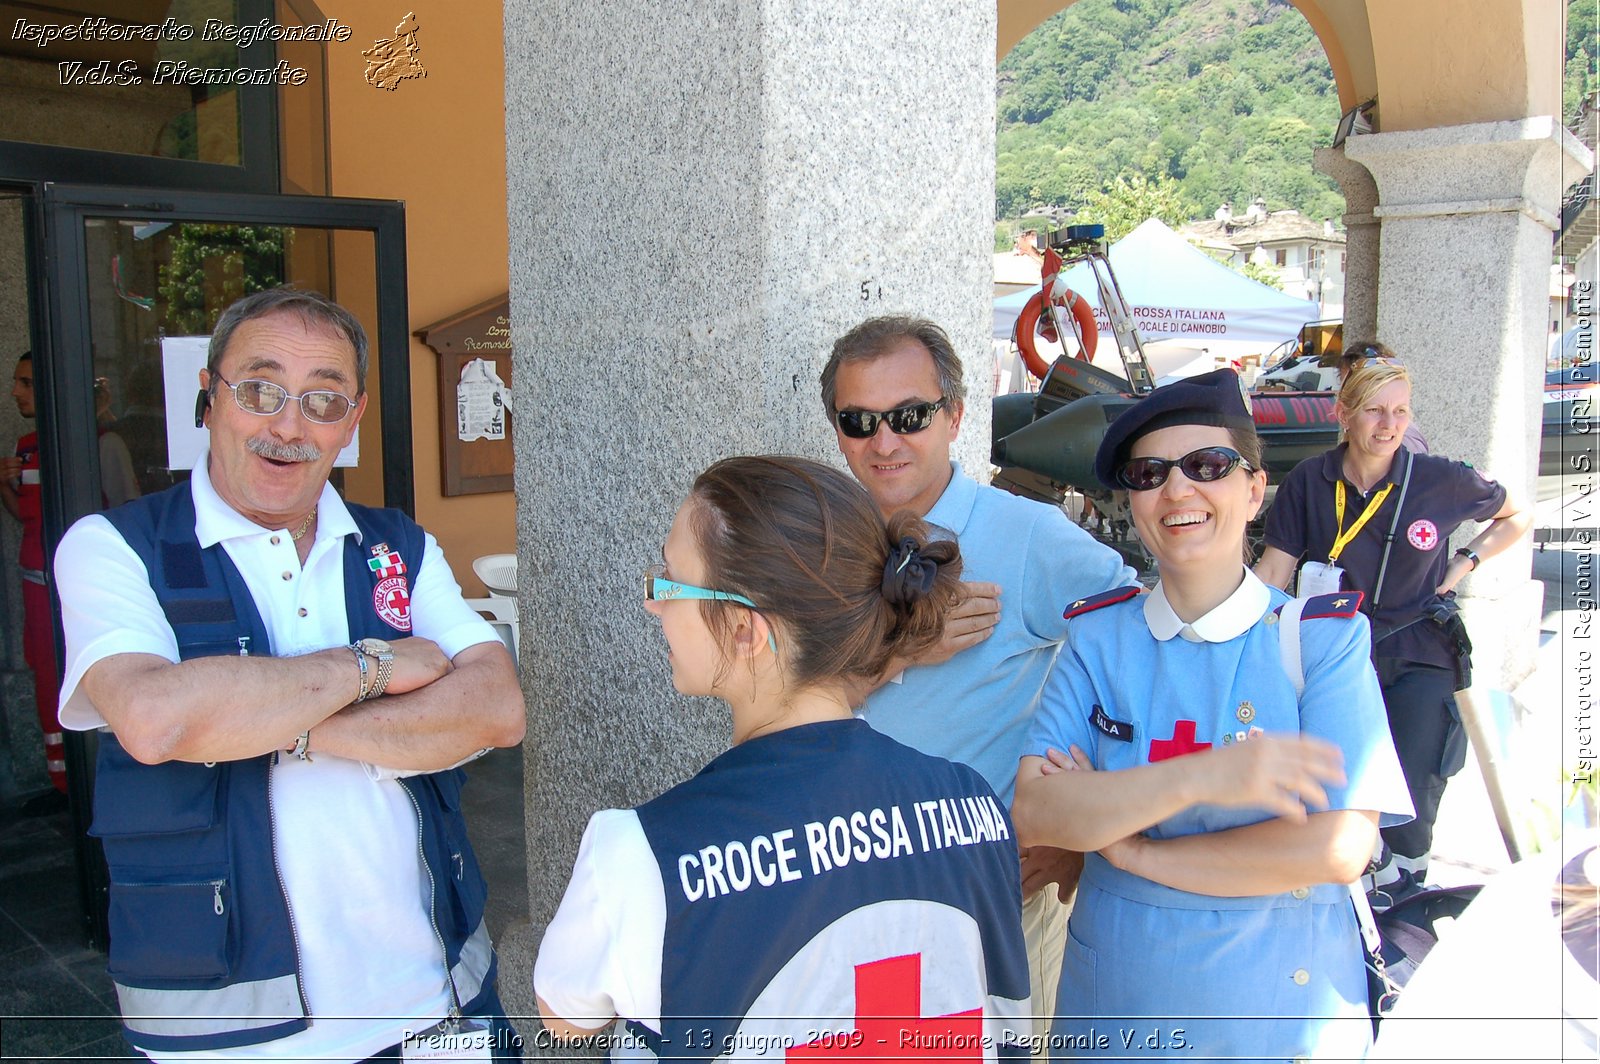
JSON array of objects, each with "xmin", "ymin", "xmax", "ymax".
[
  {"xmin": 1144, "ymin": 567, "xmax": 1271, "ymax": 643},
  {"xmin": 191, "ymin": 449, "xmax": 359, "ymax": 549}
]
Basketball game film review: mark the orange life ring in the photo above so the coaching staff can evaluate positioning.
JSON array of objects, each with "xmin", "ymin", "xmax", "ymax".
[{"xmin": 1014, "ymin": 286, "xmax": 1098, "ymax": 380}]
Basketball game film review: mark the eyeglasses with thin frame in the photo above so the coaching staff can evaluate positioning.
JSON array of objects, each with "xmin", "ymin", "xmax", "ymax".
[
  {"xmin": 212, "ymin": 371, "xmax": 357, "ymax": 424},
  {"xmin": 1115, "ymin": 446, "xmax": 1255, "ymax": 492},
  {"xmin": 834, "ymin": 400, "xmax": 946, "ymax": 440},
  {"xmin": 644, "ymin": 565, "xmax": 777, "ymax": 654}
]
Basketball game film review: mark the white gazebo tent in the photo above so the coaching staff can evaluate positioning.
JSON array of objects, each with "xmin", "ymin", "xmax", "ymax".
[{"xmin": 993, "ymin": 218, "xmax": 1319, "ymax": 382}]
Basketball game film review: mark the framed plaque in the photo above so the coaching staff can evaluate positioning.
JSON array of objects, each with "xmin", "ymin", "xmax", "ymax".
[{"xmin": 417, "ymin": 294, "xmax": 514, "ymax": 496}]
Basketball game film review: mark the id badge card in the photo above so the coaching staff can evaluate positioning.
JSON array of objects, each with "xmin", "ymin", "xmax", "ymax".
[
  {"xmin": 403, "ymin": 1017, "xmax": 493, "ymax": 1061},
  {"xmin": 1297, "ymin": 560, "xmax": 1344, "ymax": 598}
]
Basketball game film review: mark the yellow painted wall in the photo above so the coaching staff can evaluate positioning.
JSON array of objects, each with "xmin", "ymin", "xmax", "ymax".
[
  {"xmin": 1367, "ymin": 0, "xmax": 1562, "ymax": 131},
  {"xmin": 317, "ymin": 0, "xmax": 513, "ymax": 596}
]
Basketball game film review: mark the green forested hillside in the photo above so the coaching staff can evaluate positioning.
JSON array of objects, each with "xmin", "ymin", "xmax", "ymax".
[
  {"xmin": 997, "ymin": 0, "xmax": 1342, "ymax": 225},
  {"xmin": 997, "ymin": 0, "xmax": 1597, "ymax": 231}
]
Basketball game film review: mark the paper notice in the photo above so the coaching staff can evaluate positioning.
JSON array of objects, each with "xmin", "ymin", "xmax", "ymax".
[{"xmin": 457, "ymin": 358, "xmax": 510, "ymax": 442}]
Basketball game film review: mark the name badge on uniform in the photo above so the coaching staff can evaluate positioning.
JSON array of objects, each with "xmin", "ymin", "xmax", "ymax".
[
  {"xmin": 1090, "ymin": 704, "xmax": 1133, "ymax": 743},
  {"xmin": 402, "ymin": 1017, "xmax": 493, "ymax": 1061},
  {"xmin": 1297, "ymin": 560, "xmax": 1343, "ymax": 599}
]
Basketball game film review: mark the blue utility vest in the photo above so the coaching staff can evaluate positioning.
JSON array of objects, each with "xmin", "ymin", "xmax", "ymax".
[
  {"xmin": 91, "ymin": 484, "xmax": 497, "ymax": 1054},
  {"xmin": 625, "ymin": 719, "xmax": 1030, "ymax": 1062}
]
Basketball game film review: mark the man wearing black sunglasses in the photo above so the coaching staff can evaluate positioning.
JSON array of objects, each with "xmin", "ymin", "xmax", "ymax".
[
  {"xmin": 821, "ymin": 316, "xmax": 1137, "ymax": 1043},
  {"xmin": 50, "ymin": 288, "xmax": 526, "ymax": 1060}
]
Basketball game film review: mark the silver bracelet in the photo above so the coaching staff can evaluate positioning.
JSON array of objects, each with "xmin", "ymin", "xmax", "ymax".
[
  {"xmin": 350, "ymin": 644, "xmax": 370, "ymax": 702},
  {"xmin": 291, "ymin": 730, "xmax": 312, "ymax": 762}
]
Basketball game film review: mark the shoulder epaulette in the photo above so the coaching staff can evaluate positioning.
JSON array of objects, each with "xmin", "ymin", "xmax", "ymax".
[
  {"xmin": 1299, "ymin": 590, "xmax": 1364, "ymax": 619},
  {"xmin": 1062, "ymin": 585, "xmax": 1141, "ymax": 620}
]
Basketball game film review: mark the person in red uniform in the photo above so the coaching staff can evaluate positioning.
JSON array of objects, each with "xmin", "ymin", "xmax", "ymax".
[{"xmin": 1, "ymin": 352, "xmax": 67, "ymax": 814}]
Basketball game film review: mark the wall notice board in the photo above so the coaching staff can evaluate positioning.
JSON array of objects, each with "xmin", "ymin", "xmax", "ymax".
[{"xmin": 416, "ymin": 294, "xmax": 513, "ymax": 496}]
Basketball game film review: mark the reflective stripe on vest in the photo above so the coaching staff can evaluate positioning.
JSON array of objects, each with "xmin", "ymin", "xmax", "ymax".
[
  {"xmin": 112, "ymin": 920, "xmax": 494, "ymax": 1042},
  {"xmin": 115, "ymin": 973, "xmax": 303, "ymax": 1038},
  {"xmin": 452, "ymin": 919, "xmax": 493, "ymax": 1008}
]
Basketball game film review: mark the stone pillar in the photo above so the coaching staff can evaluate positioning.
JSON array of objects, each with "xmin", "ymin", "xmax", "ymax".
[
  {"xmin": 1346, "ymin": 118, "xmax": 1593, "ymax": 689},
  {"xmin": 498, "ymin": 0, "xmax": 996, "ymax": 1021},
  {"xmin": 1313, "ymin": 145, "xmax": 1379, "ymax": 343}
]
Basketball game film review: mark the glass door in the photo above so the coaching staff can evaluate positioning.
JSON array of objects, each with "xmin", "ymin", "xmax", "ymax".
[{"xmin": 32, "ymin": 184, "xmax": 409, "ymax": 946}]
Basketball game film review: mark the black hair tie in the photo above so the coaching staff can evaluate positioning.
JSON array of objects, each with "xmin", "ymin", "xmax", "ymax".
[{"xmin": 882, "ymin": 537, "xmax": 936, "ymax": 605}]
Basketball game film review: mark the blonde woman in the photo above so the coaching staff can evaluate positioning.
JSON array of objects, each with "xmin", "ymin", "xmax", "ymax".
[{"xmin": 1256, "ymin": 359, "xmax": 1530, "ymax": 896}]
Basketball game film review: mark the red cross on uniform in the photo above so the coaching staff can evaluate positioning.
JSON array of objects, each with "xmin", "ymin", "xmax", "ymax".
[
  {"xmin": 386, "ymin": 587, "xmax": 410, "ymax": 614},
  {"xmin": 1148, "ymin": 720, "xmax": 1211, "ymax": 763},
  {"xmin": 786, "ymin": 954, "xmax": 981, "ymax": 1061}
]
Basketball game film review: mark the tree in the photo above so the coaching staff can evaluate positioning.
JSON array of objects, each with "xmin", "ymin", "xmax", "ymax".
[
  {"xmin": 1237, "ymin": 260, "xmax": 1284, "ymax": 291},
  {"xmin": 1076, "ymin": 172, "xmax": 1199, "ymax": 241},
  {"xmin": 158, "ymin": 225, "xmax": 286, "ymax": 334}
]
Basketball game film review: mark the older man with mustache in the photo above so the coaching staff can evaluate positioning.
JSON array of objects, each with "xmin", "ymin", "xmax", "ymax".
[{"xmin": 52, "ymin": 288, "xmax": 526, "ymax": 1062}]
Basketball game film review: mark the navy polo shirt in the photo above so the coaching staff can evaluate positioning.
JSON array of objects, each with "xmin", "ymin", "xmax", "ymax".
[{"xmin": 1264, "ymin": 444, "xmax": 1506, "ymax": 669}]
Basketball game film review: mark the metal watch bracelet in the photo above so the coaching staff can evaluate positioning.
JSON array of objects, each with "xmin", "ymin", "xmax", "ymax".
[{"xmin": 367, "ymin": 650, "xmax": 394, "ymax": 699}]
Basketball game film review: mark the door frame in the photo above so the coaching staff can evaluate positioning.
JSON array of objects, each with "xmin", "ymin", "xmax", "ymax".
[{"xmin": 27, "ymin": 182, "xmax": 411, "ymax": 947}]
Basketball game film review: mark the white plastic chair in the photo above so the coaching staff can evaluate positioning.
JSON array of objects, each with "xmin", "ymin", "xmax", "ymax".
[
  {"xmin": 472, "ymin": 553, "xmax": 518, "ymax": 597},
  {"xmin": 465, "ymin": 597, "xmax": 519, "ymax": 664}
]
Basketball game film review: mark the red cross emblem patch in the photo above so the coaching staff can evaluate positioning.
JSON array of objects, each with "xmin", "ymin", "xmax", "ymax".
[
  {"xmin": 374, "ymin": 575, "xmax": 412, "ymax": 631},
  {"xmin": 1148, "ymin": 720, "xmax": 1211, "ymax": 762},
  {"xmin": 1406, "ymin": 519, "xmax": 1439, "ymax": 551}
]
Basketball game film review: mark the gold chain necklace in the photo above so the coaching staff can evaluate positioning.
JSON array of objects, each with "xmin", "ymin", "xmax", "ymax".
[{"xmin": 290, "ymin": 510, "xmax": 316, "ymax": 541}]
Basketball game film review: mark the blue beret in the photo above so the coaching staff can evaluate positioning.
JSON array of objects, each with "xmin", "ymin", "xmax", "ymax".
[{"xmin": 1092, "ymin": 368, "xmax": 1255, "ymax": 489}]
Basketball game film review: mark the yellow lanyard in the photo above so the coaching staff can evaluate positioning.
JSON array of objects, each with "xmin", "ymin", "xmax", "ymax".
[{"xmin": 1330, "ymin": 481, "xmax": 1395, "ymax": 563}]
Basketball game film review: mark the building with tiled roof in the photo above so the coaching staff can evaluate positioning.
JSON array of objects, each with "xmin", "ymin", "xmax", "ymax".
[{"xmin": 1180, "ymin": 200, "xmax": 1347, "ymax": 318}]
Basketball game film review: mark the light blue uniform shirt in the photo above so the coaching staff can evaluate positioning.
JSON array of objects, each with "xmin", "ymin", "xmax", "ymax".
[
  {"xmin": 1028, "ymin": 570, "xmax": 1413, "ymax": 1062},
  {"xmin": 859, "ymin": 463, "xmax": 1136, "ymax": 805}
]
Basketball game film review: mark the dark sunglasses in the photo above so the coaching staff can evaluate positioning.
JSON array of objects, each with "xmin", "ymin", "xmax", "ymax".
[
  {"xmin": 1115, "ymin": 446, "xmax": 1254, "ymax": 492},
  {"xmin": 835, "ymin": 400, "xmax": 946, "ymax": 440}
]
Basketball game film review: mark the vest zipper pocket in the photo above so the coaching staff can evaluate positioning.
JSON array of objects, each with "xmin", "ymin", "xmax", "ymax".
[{"xmin": 106, "ymin": 878, "xmax": 232, "ymax": 982}]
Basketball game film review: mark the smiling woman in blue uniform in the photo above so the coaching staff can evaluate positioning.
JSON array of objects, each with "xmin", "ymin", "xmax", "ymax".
[
  {"xmin": 534, "ymin": 456, "xmax": 1030, "ymax": 1061},
  {"xmin": 1012, "ymin": 370, "xmax": 1412, "ymax": 1062}
]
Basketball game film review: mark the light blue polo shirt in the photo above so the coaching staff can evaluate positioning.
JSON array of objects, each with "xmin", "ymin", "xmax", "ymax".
[{"xmin": 858, "ymin": 463, "xmax": 1137, "ymax": 805}]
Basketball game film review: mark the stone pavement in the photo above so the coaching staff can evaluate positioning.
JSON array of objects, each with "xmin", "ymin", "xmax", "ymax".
[
  {"xmin": 0, "ymin": 745, "xmax": 527, "ymax": 1062},
  {"xmin": 1428, "ymin": 516, "xmax": 1593, "ymax": 889}
]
